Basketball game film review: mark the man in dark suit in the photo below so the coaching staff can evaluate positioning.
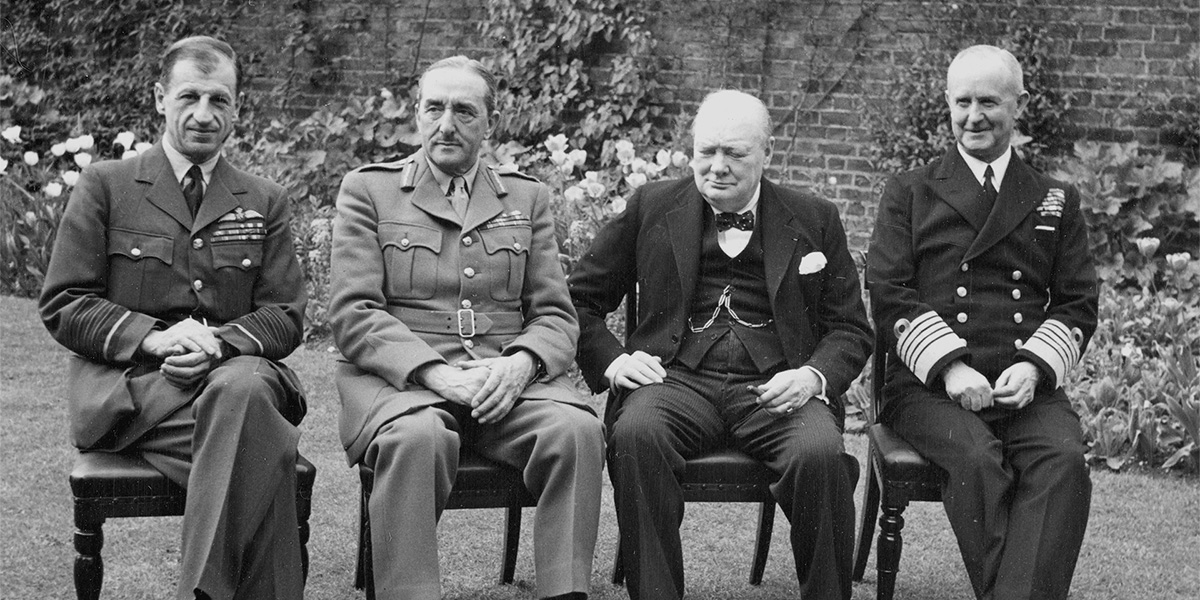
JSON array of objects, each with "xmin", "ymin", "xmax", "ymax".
[
  {"xmin": 867, "ymin": 45, "xmax": 1098, "ymax": 600},
  {"xmin": 329, "ymin": 56, "xmax": 603, "ymax": 600},
  {"xmin": 569, "ymin": 90, "xmax": 872, "ymax": 600},
  {"xmin": 39, "ymin": 36, "xmax": 308, "ymax": 599}
]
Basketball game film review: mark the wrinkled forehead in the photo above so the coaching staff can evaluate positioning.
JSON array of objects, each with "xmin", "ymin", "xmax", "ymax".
[{"xmin": 692, "ymin": 112, "xmax": 769, "ymax": 150}]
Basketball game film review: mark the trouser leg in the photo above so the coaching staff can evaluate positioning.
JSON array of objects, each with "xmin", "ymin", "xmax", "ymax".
[
  {"xmin": 734, "ymin": 395, "xmax": 856, "ymax": 600},
  {"xmin": 362, "ymin": 407, "xmax": 460, "ymax": 600},
  {"xmin": 991, "ymin": 393, "xmax": 1090, "ymax": 600},
  {"xmin": 468, "ymin": 400, "xmax": 605, "ymax": 598},
  {"xmin": 607, "ymin": 374, "xmax": 726, "ymax": 600},
  {"xmin": 136, "ymin": 356, "xmax": 304, "ymax": 600},
  {"xmin": 886, "ymin": 392, "xmax": 1011, "ymax": 600}
]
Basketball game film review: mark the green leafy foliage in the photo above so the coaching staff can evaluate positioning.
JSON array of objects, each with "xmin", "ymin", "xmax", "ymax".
[
  {"xmin": 1051, "ymin": 141, "xmax": 1199, "ymax": 289},
  {"xmin": 1069, "ymin": 287, "xmax": 1200, "ymax": 472},
  {"xmin": 479, "ymin": 0, "xmax": 666, "ymax": 163}
]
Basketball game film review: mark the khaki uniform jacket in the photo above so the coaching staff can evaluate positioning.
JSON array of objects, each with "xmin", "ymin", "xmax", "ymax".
[
  {"xmin": 330, "ymin": 150, "xmax": 586, "ymax": 464},
  {"xmin": 39, "ymin": 142, "xmax": 307, "ymax": 450}
]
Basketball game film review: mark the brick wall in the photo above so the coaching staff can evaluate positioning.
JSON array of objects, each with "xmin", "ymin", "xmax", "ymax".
[{"xmin": 233, "ymin": 0, "xmax": 1198, "ymax": 250}]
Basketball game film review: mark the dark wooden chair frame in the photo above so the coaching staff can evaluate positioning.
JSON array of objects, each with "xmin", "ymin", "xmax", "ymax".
[
  {"xmin": 354, "ymin": 447, "xmax": 537, "ymax": 600},
  {"xmin": 851, "ymin": 329, "xmax": 946, "ymax": 600},
  {"xmin": 69, "ymin": 451, "xmax": 315, "ymax": 600}
]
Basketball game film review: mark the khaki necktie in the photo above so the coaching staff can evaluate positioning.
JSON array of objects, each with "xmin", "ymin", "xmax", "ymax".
[
  {"xmin": 449, "ymin": 176, "xmax": 469, "ymax": 218},
  {"xmin": 183, "ymin": 164, "xmax": 204, "ymax": 218}
]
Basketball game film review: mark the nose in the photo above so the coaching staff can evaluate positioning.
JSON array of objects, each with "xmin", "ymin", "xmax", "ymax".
[
  {"xmin": 710, "ymin": 152, "xmax": 729, "ymax": 174},
  {"xmin": 193, "ymin": 98, "xmax": 214, "ymax": 124},
  {"xmin": 966, "ymin": 102, "xmax": 986, "ymax": 124},
  {"xmin": 436, "ymin": 110, "xmax": 456, "ymax": 133}
]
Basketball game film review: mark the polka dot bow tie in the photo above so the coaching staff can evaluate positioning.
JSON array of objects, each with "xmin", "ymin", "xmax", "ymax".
[{"xmin": 715, "ymin": 211, "xmax": 755, "ymax": 231}]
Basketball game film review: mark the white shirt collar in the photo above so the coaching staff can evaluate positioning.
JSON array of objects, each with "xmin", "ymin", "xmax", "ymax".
[
  {"xmin": 956, "ymin": 144, "xmax": 1012, "ymax": 192},
  {"xmin": 707, "ymin": 183, "xmax": 761, "ymax": 217},
  {"xmin": 426, "ymin": 158, "xmax": 480, "ymax": 196},
  {"xmin": 161, "ymin": 139, "xmax": 219, "ymax": 186}
]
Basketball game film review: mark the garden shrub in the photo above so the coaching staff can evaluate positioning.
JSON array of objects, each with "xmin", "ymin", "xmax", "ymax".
[{"xmin": 1051, "ymin": 141, "xmax": 1199, "ymax": 290}]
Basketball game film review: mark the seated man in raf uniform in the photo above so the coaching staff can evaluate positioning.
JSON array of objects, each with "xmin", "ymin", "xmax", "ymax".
[{"xmin": 39, "ymin": 36, "xmax": 308, "ymax": 599}]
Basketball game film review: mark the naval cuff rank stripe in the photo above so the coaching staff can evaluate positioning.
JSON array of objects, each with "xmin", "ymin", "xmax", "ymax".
[
  {"xmin": 1019, "ymin": 319, "xmax": 1081, "ymax": 389},
  {"xmin": 102, "ymin": 310, "xmax": 132, "ymax": 361},
  {"xmin": 896, "ymin": 310, "xmax": 968, "ymax": 385},
  {"xmin": 231, "ymin": 323, "xmax": 265, "ymax": 355}
]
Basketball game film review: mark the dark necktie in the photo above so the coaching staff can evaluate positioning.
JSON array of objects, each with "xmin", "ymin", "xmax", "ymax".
[
  {"xmin": 183, "ymin": 164, "xmax": 204, "ymax": 218},
  {"xmin": 715, "ymin": 211, "xmax": 754, "ymax": 232},
  {"xmin": 982, "ymin": 165, "xmax": 998, "ymax": 208}
]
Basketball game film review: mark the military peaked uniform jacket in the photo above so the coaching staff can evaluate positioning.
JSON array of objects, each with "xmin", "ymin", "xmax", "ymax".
[
  {"xmin": 569, "ymin": 176, "xmax": 873, "ymax": 403},
  {"xmin": 39, "ymin": 142, "xmax": 307, "ymax": 450},
  {"xmin": 867, "ymin": 148, "xmax": 1099, "ymax": 401},
  {"xmin": 330, "ymin": 150, "xmax": 587, "ymax": 464}
]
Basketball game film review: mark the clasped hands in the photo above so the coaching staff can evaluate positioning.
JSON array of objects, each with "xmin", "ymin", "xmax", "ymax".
[
  {"xmin": 415, "ymin": 350, "xmax": 537, "ymax": 424},
  {"xmin": 942, "ymin": 360, "xmax": 1041, "ymax": 412},
  {"xmin": 140, "ymin": 318, "xmax": 224, "ymax": 389},
  {"xmin": 608, "ymin": 350, "xmax": 820, "ymax": 417}
]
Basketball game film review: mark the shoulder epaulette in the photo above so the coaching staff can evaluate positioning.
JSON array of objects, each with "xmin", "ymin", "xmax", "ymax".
[
  {"xmin": 355, "ymin": 156, "xmax": 414, "ymax": 173},
  {"xmin": 487, "ymin": 163, "xmax": 540, "ymax": 183}
]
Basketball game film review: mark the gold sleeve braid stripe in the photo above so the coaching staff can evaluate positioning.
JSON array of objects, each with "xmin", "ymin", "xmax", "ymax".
[
  {"xmin": 896, "ymin": 310, "xmax": 968, "ymax": 385},
  {"xmin": 1020, "ymin": 319, "xmax": 1082, "ymax": 388}
]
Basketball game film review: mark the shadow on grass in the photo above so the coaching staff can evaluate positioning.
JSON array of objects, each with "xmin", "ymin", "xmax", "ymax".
[{"xmin": 2, "ymin": 295, "xmax": 1197, "ymax": 599}]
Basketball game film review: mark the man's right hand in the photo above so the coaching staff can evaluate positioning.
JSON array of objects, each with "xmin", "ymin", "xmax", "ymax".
[
  {"xmin": 414, "ymin": 362, "xmax": 492, "ymax": 407},
  {"xmin": 606, "ymin": 351, "xmax": 667, "ymax": 390},
  {"xmin": 140, "ymin": 318, "xmax": 223, "ymax": 359},
  {"xmin": 942, "ymin": 360, "xmax": 993, "ymax": 412}
]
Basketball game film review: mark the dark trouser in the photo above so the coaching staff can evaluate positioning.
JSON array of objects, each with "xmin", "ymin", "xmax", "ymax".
[
  {"xmin": 607, "ymin": 338, "xmax": 856, "ymax": 600},
  {"xmin": 884, "ymin": 381, "xmax": 1091, "ymax": 600},
  {"xmin": 133, "ymin": 356, "xmax": 305, "ymax": 600}
]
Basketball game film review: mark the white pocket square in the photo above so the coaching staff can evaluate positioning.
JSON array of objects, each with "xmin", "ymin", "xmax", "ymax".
[{"xmin": 798, "ymin": 251, "xmax": 827, "ymax": 275}]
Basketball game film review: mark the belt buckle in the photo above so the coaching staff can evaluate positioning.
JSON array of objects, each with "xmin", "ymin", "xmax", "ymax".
[{"xmin": 457, "ymin": 308, "xmax": 476, "ymax": 338}]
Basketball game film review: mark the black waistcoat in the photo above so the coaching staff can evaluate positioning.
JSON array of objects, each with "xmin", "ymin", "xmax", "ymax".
[{"xmin": 676, "ymin": 210, "xmax": 787, "ymax": 373}]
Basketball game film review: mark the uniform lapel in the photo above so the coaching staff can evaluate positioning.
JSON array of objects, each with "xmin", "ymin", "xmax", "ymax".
[
  {"xmin": 461, "ymin": 168, "xmax": 505, "ymax": 233},
  {"xmin": 666, "ymin": 185, "xmax": 704, "ymax": 305},
  {"xmin": 964, "ymin": 155, "xmax": 1042, "ymax": 261},
  {"xmin": 137, "ymin": 144, "xmax": 192, "ymax": 229},
  {"xmin": 407, "ymin": 154, "xmax": 462, "ymax": 225},
  {"xmin": 929, "ymin": 149, "xmax": 990, "ymax": 231},
  {"xmin": 193, "ymin": 157, "xmax": 245, "ymax": 233}
]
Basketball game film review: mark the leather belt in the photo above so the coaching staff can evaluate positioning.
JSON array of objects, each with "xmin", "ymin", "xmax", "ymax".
[{"xmin": 387, "ymin": 306, "xmax": 524, "ymax": 338}]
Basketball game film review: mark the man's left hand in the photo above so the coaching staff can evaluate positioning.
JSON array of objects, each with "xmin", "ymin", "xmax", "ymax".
[
  {"xmin": 457, "ymin": 351, "xmax": 537, "ymax": 424},
  {"xmin": 992, "ymin": 361, "xmax": 1040, "ymax": 410},
  {"xmin": 160, "ymin": 349, "xmax": 217, "ymax": 389},
  {"xmin": 751, "ymin": 368, "xmax": 821, "ymax": 417}
]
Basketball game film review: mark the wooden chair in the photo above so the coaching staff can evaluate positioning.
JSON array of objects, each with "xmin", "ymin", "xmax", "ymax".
[
  {"xmin": 69, "ymin": 451, "xmax": 315, "ymax": 600},
  {"xmin": 610, "ymin": 447, "xmax": 778, "ymax": 586},
  {"xmin": 851, "ymin": 330, "xmax": 946, "ymax": 600},
  {"xmin": 354, "ymin": 446, "xmax": 537, "ymax": 599}
]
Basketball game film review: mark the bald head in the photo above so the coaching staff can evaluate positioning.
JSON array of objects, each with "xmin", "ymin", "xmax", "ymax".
[
  {"xmin": 692, "ymin": 90, "xmax": 773, "ymax": 147},
  {"xmin": 948, "ymin": 45, "xmax": 1025, "ymax": 95}
]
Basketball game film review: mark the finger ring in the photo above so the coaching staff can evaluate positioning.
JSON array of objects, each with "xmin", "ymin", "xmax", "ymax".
[{"xmin": 786, "ymin": 406, "xmax": 795, "ymax": 414}]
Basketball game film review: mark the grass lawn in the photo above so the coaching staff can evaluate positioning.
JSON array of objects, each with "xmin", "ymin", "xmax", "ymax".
[{"xmin": 2, "ymin": 294, "xmax": 1197, "ymax": 599}]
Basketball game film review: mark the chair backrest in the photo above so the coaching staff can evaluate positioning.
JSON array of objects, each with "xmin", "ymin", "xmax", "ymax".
[{"xmin": 869, "ymin": 327, "xmax": 888, "ymax": 425}]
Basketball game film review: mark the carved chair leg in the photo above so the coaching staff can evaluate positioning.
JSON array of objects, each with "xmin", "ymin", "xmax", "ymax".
[
  {"xmin": 875, "ymin": 501, "xmax": 907, "ymax": 600},
  {"xmin": 500, "ymin": 505, "xmax": 522, "ymax": 584},
  {"xmin": 611, "ymin": 538, "xmax": 626, "ymax": 585},
  {"xmin": 748, "ymin": 500, "xmax": 775, "ymax": 585},
  {"xmin": 73, "ymin": 516, "xmax": 104, "ymax": 600},
  {"xmin": 296, "ymin": 494, "xmax": 311, "ymax": 582},
  {"xmin": 854, "ymin": 461, "xmax": 882, "ymax": 581}
]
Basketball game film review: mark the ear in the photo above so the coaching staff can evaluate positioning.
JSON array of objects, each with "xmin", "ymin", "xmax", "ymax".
[
  {"xmin": 154, "ymin": 82, "xmax": 166, "ymax": 116},
  {"xmin": 1015, "ymin": 90, "xmax": 1031, "ymax": 115},
  {"xmin": 764, "ymin": 135, "xmax": 776, "ymax": 162},
  {"xmin": 486, "ymin": 110, "xmax": 500, "ymax": 138}
]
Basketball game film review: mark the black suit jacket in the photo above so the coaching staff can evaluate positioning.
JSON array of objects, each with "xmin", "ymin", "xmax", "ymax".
[{"xmin": 569, "ymin": 176, "xmax": 872, "ymax": 404}]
